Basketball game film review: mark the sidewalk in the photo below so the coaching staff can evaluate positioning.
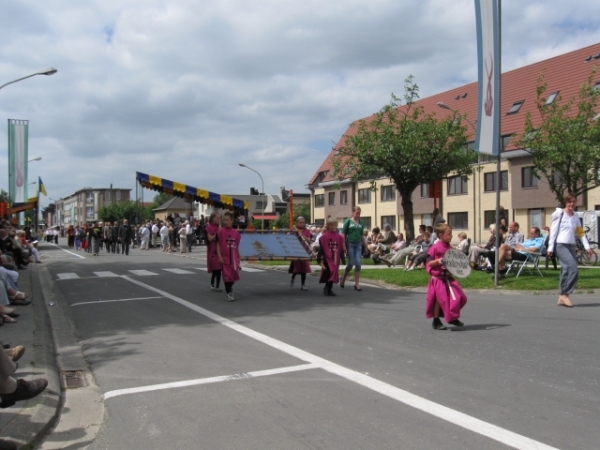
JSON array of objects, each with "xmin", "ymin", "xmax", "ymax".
[{"xmin": 0, "ymin": 263, "xmax": 61, "ymax": 448}]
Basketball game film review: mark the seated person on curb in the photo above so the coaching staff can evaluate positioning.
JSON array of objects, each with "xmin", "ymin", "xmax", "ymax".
[
  {"xmin": 469, "ymin": 224, "xmax": 499, "ymax": 269},
  {"xmin": 497, "ymin": 226, "xmax": 545, "ymax": 274}
]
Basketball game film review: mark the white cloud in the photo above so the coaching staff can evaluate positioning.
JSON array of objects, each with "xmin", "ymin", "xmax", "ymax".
[{"xmin": 1, "ymin": 0, "xmax": 599, "ymax": 207}]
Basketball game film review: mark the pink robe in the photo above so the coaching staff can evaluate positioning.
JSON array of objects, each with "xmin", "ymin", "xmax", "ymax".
[
  {"xmin": 217, "ymin": 226, "xmax": 241, "ymax": 283},
  {"xmin": 318, "ymin": 231, "xmax": 344, "ymax": 284},
  {"xmin": 425, "ymin": 241, "xmax": 467, "ymax": 322},
  {"xmin": 206, "ymin": 223, "xmax": 221, "ymax": 273},
  {"xmin": 288, "ymin": 229, "xmax": 312, "ymax": 274}
]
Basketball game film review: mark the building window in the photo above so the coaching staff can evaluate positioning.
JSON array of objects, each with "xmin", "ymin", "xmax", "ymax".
[
  {"xmin": 381, "ymin": 215, "xmax": 396, "ymax": 231},
  {"xmin": 507, "ymin": 100, "xmax": 524, "ymax": 114},
  {"xmin": 116, "ymin": 190, "xmax": 121, "ymax": 201},
  {"xmin": 484, "ymin": 210, "xmax": 497, "ymax": 228},
  {"xmin": 501, "ymin": 134, "xmax": 513, "ymax": 151},
  {"xmin": 328, "ymin": 192, "xmax": 336, "ymax": 206},
  {"xmin": 256, "ymin": 201, "xmax": 266, "ymax": 209},
  {"xmin": 340, "ymin": 190, "xmax": 348, "ymax": 205},
  {"xmin": 314, "ymin": 219, "xmax": 325, "ymax": 226},
  {"xmin": 381, "ymin": 185, "xmax": 396, "ymax": 201},
  {"xmin": 420, "ymin": 183, "xmax": 429, "ymax": 198},
  {"xmin": 422, "ymin": 214, "xmax": 432, "ymax": 227},
  {"xmin": 86, "ymin": 192, "xmax": 94, "ymax": 202},
  {"xmin": 105, "ymin": 190, "xmax": 111, "ymax": 201},
  {"xmin": 484, "ymin": 170, "xmax": 508, "ymax": 192},
  {"xmin": 545, "ymin": 91, "xmax": 559, "ymax": 105},
  {"xmin": 361, "ymin": 216, "xmax": 372, "ymax": 231},
  {"xmin": 448, "ymin": 212, "xmax": 468, "ymax": 229},
  {"xmin": 314, "ymin": 195, "xmax": 324, "ymax": 208},
  {"xmin": 86, "ymin": 206, "xmax": 94, "ymax": 218},
  {"xmin": 447, "ymin": 176, "xmax": 468, "ymax": 195},
  {"xmin": 358, "ymin": 188, "xmax": 371, "ymax": 204},
  {"xmin": 522, "ymin": 167, "xmax": 539, "ymax": 188}
]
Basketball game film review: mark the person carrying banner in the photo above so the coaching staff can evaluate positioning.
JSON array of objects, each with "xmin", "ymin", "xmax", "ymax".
[
  {"xmin": 216, "ymin": 212, "xmax": 241, "ymax": 302},
  {"xmin": 289, "ymin": 216, "xmax": 312, "ymax": 291}
]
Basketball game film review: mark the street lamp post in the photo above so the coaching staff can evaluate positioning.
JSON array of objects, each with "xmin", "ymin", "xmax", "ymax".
[
  {"xmin": 239, "ymin": 163, "xmax": 265, "ymax": 231},
  {"xmin": 0, "ymin": 68, "xmax": 58, "ymax": 91}
]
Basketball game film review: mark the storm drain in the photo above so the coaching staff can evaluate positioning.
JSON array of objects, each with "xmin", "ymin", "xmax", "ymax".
[{"xmin": 61, "ymin": 370, "xmax": 87, "ymax": 389}]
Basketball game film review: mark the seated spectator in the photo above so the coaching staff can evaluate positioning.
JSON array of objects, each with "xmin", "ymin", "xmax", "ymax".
[
  {"xmin": 374, "ymin": 224, "xmax": 396, "ymax": 255},
  {"xmin": 469, "ymin": 224, "xmax": 499, "ymax": 269},
  {"xmin": 497, "ymin": 227, "xmax": 545, "ymax": 274},
  {"xmin": 367, "ymin": 227, "xmax": 381, "ymax": 253},
  {"xmin": 484, "ymin": 222, "xmax": 522, "ymax": 271},
  {"xmin": 383, "ymin": 225, "xmax": 426, "ymax": 267},
  {"xmin": 405, "ymin": 232, "xmax": 432, "ymax": 270},
  {"xmin": 455, "ymin": 232, "xmax": 469, "ymax": 254}
]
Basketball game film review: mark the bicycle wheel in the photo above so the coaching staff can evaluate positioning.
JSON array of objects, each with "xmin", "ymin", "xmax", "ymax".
[
  {"xmin": 589, "ymin": 241, "xmax": 599, "ymax": 250},
  {"xmin": 580, "ymin": 250, "xmax": 598, "ymax": 266}
]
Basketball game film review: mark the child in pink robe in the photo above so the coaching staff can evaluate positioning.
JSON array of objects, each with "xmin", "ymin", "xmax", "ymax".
[
  {"xmin": 289, "ymin": 217, "xmax": 312, "ymax": 291},
  {"xmin": 426, "ymin": 224, "xmax": 468, "ymax": 330},
  {"xmin": 205, "ymin": 212, "xmax": 222, "ymax": 291},
  {"xmin": 317, "ymin": 219, "xmax": 346, "ymax": 296},
  {"xmin": 216, "ymin": 212, "xmax": 241, "ymax": 302}
]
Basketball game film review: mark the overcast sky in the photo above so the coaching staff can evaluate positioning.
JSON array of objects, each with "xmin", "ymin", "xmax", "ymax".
[{"xmin": 1, "ymin": 0, "xmax": 599, "ymax": 207}]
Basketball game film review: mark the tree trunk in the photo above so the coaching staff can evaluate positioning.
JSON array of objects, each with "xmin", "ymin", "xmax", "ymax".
[{"xmin": 401, "ymin": 194, "xmax": 415, "ymax": 243}]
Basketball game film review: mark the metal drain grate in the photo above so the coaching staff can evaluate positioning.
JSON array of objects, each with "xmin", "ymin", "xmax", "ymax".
[{"xmin": 61, "ymin": 370, "xmax": 87, "ymax": 389}]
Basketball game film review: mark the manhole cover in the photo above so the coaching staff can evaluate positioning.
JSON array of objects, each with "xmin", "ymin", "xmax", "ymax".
[{"xmin": 61, "ymin": 370, "xmax": 87, "ymax": 389}]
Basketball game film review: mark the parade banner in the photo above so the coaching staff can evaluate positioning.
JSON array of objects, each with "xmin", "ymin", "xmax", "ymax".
[
  {"xmin": 474, "ymin": 0, "xmax": 500, "ymax": 156},
  {"xmin": 238, "ymin": 231, "xmax": 311, "ymax": 261},
  {"xmin": 8, "ymin": 119, "xmax": 29, "ymax": 204}
]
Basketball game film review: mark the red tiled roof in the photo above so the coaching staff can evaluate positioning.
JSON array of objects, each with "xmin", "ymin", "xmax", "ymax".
[{"xmin": 308, "ymin": 43, "xmax": 600, "ymax": 186}]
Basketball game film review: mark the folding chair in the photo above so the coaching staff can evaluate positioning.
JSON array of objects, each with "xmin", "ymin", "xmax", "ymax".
[{"xmin": 505, "ymin": 252, "xmax": 543, "ymax": 277}]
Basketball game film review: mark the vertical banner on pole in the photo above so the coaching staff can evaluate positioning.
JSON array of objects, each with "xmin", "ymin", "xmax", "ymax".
[
  {"xmin": 474, "ymin": 0, "xmax": 500, "ymax": 156},
  {"xmin": 8, "ymin": 119, "xmax": 29, "ymax": 204}
]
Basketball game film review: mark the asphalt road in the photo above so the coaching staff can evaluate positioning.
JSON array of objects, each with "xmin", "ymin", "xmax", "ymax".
[{"xmin": 41, "ymin": 242, "xmax": 600, "ymax": 450}]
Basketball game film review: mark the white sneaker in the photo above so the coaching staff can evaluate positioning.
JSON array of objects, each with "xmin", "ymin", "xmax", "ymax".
[
  {"xmin": 301, "ymin": 285, "xmax": 308, "ymax": 291},
  {"xmin": 226, "ymin": 292, "xmax": 235, "ymax": 302},
  {"xmin": 407, "ymin": 266, "xmax": 415, "ymax": 271}
]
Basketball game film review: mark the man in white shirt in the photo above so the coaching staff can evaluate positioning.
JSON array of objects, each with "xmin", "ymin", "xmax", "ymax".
[
  {"xmin": 185, "ymin": 220, "xmax": 194, "ymax": 252},
  {"xmin": 140, "ymin": 224, "xmax": 150, "ymax": 250}
]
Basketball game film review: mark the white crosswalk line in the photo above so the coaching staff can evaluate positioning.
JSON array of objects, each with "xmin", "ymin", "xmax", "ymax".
[
  {"xmin": 162, "ymin": 268, "xmax": 195, "ymax": 274},
  {"xmin": 57, "ymin": 273, "xmax": 80, "ymax": 280},
  {"xmin": 128, "ymin": 270, "xmax": 159, "ymax": 276},
  {"xmin": 94, "ymin": 271, "xmax": 119, "ymax": 278}
]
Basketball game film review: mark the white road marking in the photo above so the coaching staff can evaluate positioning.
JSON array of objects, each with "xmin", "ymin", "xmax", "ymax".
[
  {"xmin": 162, "ymin": 268, "xmax": 195, "ymax": 274},
  {"xmin": 57, "ymin": 273, "xmax": 80, "ymax": 280},
  {"xmin": 240, "ymin": 267, "xmax": 264, "ymax": 272},
  {"xmin": 121, "ymin": 275, "xmax": 559, "ymax": 450},
  {"xmin": 71, "ymin": 296, "xmax": 163, "ymax": 307},
  {"xmin": 128, "ymin": 270, "xmax": 158, "ymax": 276},
  {"xmin": 94, "ymin": 271, "xmax": 119, "ymax": 277},
  {"xmin": 104, "ymin": 363, "xmax": 318, "ymax": 400},
  {"xmin": 50, "ymin": 244, "xmax": 86, "ymax": 259}
]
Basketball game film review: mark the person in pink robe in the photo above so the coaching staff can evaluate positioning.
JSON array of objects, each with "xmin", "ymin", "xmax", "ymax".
[
  {"xmin": 205, "ymin": 212, "xmax": 222, "ymax": 291},
  {"xmin": 317, "ymin": 219, "xmax": 346, "ymax": 296},
  {"xmin": 288, "ymin": 217, "xmax": 312, "ymax": 291},
  {"xmin": 216, "ymin": 212, "xmax": 241, "ymax": 302},
  {"xmin": 426, "ymin": 224, "xmax": 467, "ymax": 330}
]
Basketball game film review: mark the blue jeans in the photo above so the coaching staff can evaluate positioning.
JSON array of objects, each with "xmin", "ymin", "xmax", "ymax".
[{"xmin": 345, "ymin": 242, "xmax": 363, "ymax": 272}]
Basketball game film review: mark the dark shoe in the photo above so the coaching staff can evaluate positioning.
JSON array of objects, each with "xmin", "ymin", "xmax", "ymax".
[
  {"xmin": 323, "ymin": 286, "xmax": 329, "ymax": 296},
  {"xmin": 0, "ymin": 378, "xmax": 48, "ymax": 408},
  {"xmin": 0, "ymin": 438, "xmax": 17, "ymax": 450},
  {"xmin": 484, "ymin": 267, "xmax": 494, "ymax": 273},
  {"xmin": 432, "ymin": 318, "xmax": 447, "ymax": 330},
  {"xmin": 340, "ymin": 280, "xmax": 345, "ymax": 288},
  {"xmin": 328, "ymin": 290, "xmax": 337, "ymax": 297},
  {"xmin": 354, "ymin": 286, "xmax": 362, "ymax": 291},
  {"xmin": 448, "ymin": 319, "xmax": 464, "ymax": 327},
  {"xmin": 499, "ymin": 268, "xmax": 507, "ymax": 274},
  {"xmin": 9, "ymin": 298, "xmax": 31, "ymax": 306}
]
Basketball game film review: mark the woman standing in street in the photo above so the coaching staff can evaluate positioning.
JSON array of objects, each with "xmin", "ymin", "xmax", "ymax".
[
  {"xmin": 340, "ymin": 206, "xmax": 366, "ymax": 291},
  {"xmin": 547, "ymin": 193, "xmax": 592, "ymax": 307}
]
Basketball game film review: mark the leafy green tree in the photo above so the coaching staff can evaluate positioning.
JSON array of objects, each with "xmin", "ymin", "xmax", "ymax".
[
  {"xmin": 98, "ymin": 200, "xmax": 151, "ymax": 224},
  {"xmin": 0, "ymin": 190, "xmax": 9, "ymax": 203},
  {"xmin": 516, "ymin": 71, "xmax": 600, "ymax": 205},
  {"xmin": 151, "ymin": 192, "xmax": 173, "ymax": 209},
  {"xmin": 332, "ymin": 76, "xmax": 474, "ymax": 241}
]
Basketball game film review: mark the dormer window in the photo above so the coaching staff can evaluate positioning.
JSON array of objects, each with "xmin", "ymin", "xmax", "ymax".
[
  {"xmin": 545, "ymin": 91, "xmax": 559, "ymax": 105},
  {"xmin": 507, "ymin": 100, "xmax": 524, "ymax": 115}
]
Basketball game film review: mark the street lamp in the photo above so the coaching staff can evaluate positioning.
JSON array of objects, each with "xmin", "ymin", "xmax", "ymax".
[
  {"xmin": 0, "ymin": 68, "xmax": 58, "ymax": 91},
  {"xmin": 28, "ymin": 156, "xmax": 42, "ymax": 163},
  {"xmin": 239, "ymin": 163, "xmax": 266, "ymax": 231},
  {"xmin": 437, "ymin": 102, "xmax": 477, "ymax": 131}
]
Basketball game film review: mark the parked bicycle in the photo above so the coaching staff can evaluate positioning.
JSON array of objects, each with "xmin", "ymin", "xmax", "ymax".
[{"xmin": 576, "ymin": 237, "xmax": 598, "ymax": 266}]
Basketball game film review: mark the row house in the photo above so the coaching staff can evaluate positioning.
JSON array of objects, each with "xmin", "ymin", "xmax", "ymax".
[{"xmin": 308, "ymin": 43, "xmax": 600, "ymax": 244}]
